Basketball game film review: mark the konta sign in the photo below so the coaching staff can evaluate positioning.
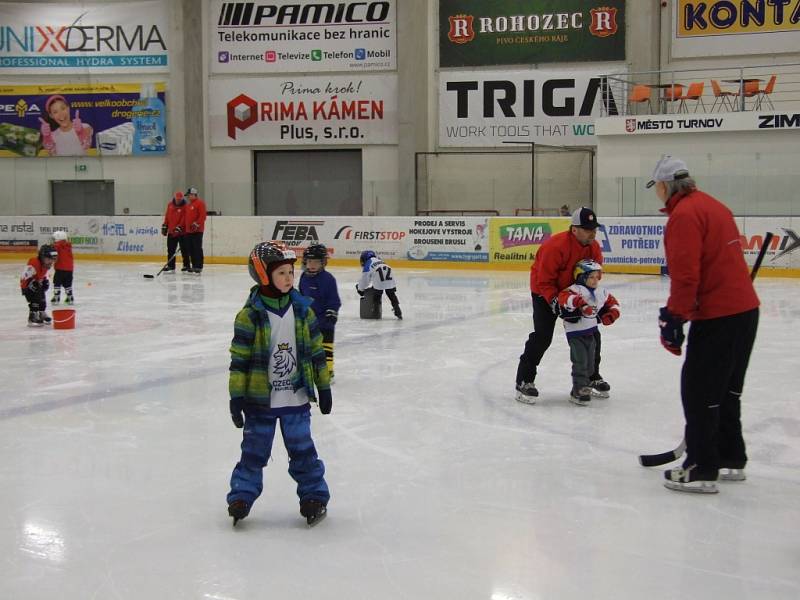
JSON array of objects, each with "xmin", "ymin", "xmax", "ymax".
[{"xmin": 0, "ymin": 1, "xmax": 169, "ymax": 73}]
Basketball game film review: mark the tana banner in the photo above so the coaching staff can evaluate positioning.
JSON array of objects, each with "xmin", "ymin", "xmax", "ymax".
[
  {"xmin": 209, "ymin": 74, "xmax": 397, "ymax": 146},
  {"xmin": 672, "ymin": 0, "xmax": 800, "ymax": 58},
  {"xmin": 489, "ymin": 218, "xmax": 570, "ymax": 264},
  {"xmin": 439, "ymin": 69, "xmax": 613, "ymax": 147},
  {"xmin": 0, "ymin": 1, "xmax": 170, "ymax": 73},
  {"xmin": 210, "ymin": 0, "xmax": 396, "ymax": 73},
  {"xmin": 439, "ymin": 0, "xmax": 625, "ymax": 67},
  {"xmin": 0, "ymin": 83, "xmax": 167, "ymax": 158}
]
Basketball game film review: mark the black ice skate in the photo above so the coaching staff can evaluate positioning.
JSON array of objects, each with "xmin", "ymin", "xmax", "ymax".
[
  {"xmin": 27, "ymin": 312, "xmax": 44, "ymax": 327},
  {"xmin": 569, "ymin": 386, "xmax": 592, "ymax": 406},
  {"xmin": 228, "ymin": 500, "xmax": 251, "ymax": 525},
  {"xmin": 51, "ymin": 291, "xmax": 61, "ymax": 304},
  {"xmin": 392, "ymin": 304, "xmax": 403, "ymax": 319},
  {"xmin": 664, "ymin": 465, "xmax": 718, "ymax": 494},
  {"xmin": 65, "ymin": 293, "xmax": 74, "ymax": 305},
  {"xmin": 39, "ymin": 311, "xmax": 52, "ymax": 325},
  {"xmin": 589, "ymin": 378, "xmax": 611, "ymax": 398},
  {"xmin": 515, "ymin": 381, "xmax": 538, "ymax": 404},
  {"xmin": 300, "ymin": 499, "xmax": 327, "ymax": 527}
]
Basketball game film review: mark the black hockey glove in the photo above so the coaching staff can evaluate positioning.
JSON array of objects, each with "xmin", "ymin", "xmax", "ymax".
[
  {"xmin": 27, "ymin": 279, "xmax": 41, "ymax": 292},
  {"xmin": 559, "ymin": 304, "xmax": 581, "ymax": 323},
  {"xmin": 325, "ymin": 309, "xmax": 338, "ymax": 324},
  {"xmin": 161, "ymin": 224, "xmax": 168, "ymax": 236},
  {"xmin": 42, "ymin": 278, "xmax": 50, "ymax": 291},
  {"xmin": 229, "ymin": 397, "xmax": 245, "ymax": 428},
  {"xmin": 355, "ymin": 284, "xmax": 364, "ymax": 297},
  {"xmin": 317, "ymin": 389, "xmax": 332, "ymax": 415},
  {"xmin": 658, "ymin": 307, "xmax": 685, "ymax": 356}
]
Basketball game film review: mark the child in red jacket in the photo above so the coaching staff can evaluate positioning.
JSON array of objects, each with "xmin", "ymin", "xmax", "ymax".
[
  {"xmin": 21, "ymin": 244, "xmax": 58, "ymax": 327},
  {"xmin": 51, "ymin": 230, "xmax": 75, "ymax": 304}
]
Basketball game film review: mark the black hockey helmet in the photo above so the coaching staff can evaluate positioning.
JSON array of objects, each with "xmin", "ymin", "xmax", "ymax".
[
  {"xmin": 303, "ymin": 243, "xmax": 328, "ymax": 268},
  {"xmin": 248, "ymin": 241, "xmax": 296, "ymax": 285},
  {"xmin": 360, "ymin": 249, "xmax": 376, "ymax": 266},
  {"xmin": 38, "ymin": 243, "xmax": 58, "ymax": 263}
]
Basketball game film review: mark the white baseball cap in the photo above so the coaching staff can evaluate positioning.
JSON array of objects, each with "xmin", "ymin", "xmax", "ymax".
[
  {"xmin": 186, "ymin": 186, "xmax": 198, "ymax": 195},
  {"xmin": 646, "ymin": 156, "xmax": 690, "ymax": 188}
]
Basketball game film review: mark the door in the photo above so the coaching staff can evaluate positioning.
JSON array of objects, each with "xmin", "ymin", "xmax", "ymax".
[{"xmin": 52, "ymin": 180, "xmax": 115, "ymax": 215}]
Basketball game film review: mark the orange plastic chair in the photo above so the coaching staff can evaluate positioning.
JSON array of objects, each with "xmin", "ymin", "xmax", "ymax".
[
  {"xmin": 710, "ymin": 79, "xmax": 735, "ymax": 112},
  {"xmin": 754, "ymin": 74, "xmax": 777, "ymax": 110},
  {"xmin": 678, "ymin": 82, "xmax": 705, "ymax": 113},
  {"xmin": 627, "ymin": 84, "xmax": 652, "ymax": 114},
  {"xmin": 659, "ymin": 84, "xmax": 684, "ymax": 114}
]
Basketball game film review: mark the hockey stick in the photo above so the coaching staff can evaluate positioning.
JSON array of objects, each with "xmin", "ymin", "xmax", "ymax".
[
  {"xmin": 638, "ymin": 232, "xmax": 774, "ymax": 467},
  {"xmin": 143, "ymin": 248, "xmax": 182, "ymax": 279}
]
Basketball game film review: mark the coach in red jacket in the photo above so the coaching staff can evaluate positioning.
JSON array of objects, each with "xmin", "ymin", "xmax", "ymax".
[
  {"xmin": 162, "ymin": 191, "xmax": 188, "ymax": 272},
  {"xmin": 184, "ymin": 186, "xmax": 207, "ymax": 273},
  {"xmin": 515, "ymin": 207, "xmax": 606, "ymax": 404},
  {"xmin": 650, "ymin": 156, "xmax": 760, "ymax": 494}
]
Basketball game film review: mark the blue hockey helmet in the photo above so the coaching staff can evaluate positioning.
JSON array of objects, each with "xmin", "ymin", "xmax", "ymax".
[
  {"xmin": 573, "ymin": 259, "xmax": 602, "ymax": 286},
  {"xmin": 360, "ymin": 250, "xmax": 376, "ymax": 266}
]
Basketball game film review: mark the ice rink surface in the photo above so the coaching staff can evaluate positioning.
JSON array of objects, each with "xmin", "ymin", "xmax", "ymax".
[{"xmin": 0, "ymin": 261, "xmax": 798, "ymax": 600}]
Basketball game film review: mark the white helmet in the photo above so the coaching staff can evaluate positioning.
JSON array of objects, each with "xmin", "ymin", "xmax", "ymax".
[{"xmin": 52, "ymin": 230, "xmax": 68, "ymax": 242}]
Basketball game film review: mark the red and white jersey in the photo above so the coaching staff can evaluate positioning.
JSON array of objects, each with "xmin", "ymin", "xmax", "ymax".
[
  {"xmin": 20, "ymin": 257, "xmax": 50, "ymax": 289},
  {"xmin": 357, "ymin": 257, "xmax": 396, "ymax": 292},
  {"xmin": 558, "ymin": 284, "xmax": 620, "ymax": 338}
]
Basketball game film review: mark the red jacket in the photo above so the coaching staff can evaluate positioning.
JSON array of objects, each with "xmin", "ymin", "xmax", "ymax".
[
  {"xmin": 185, "ymin": 197, "xmax": 207, "ymax": 233},
  {"xmin": 54, "ymin": 239, "xmax": 74, "ymax": 271},
  {"xmin": 20, "ymin": 257, "xmax": 50, "ymax": 289},
  {"xmin": 663, "ymin": 189, "xmax": 759, "ymax": 321},
  {"xmin": 530, "ymin": 230, "xmax": 603, "ymax": 302},
  {"xmin": 163, "ymin": 199, "xmax": 186, "ymax": 237}
]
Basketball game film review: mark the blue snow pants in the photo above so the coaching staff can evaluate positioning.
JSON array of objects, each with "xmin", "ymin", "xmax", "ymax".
[{"xmin": 227, "ymin": 406, "xmax": 330, "ymax": 507}]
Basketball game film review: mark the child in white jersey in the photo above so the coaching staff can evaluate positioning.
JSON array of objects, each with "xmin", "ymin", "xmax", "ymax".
[
  {"xmin": 356, "ymin": 249, "xmax": 402, "ymax": 319},
  {"xmin": 226, "ymin": 241, "xmax": 332, "ymax": 527},
  {"xmin": 557, "ymin": 260, "xmax": 621, "ymax": 406}
]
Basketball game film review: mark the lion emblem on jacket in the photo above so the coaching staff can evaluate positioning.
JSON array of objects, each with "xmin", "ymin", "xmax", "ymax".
[{"xmin": 273, "ymin": 343, "xmax": 297, "ymax": 378}]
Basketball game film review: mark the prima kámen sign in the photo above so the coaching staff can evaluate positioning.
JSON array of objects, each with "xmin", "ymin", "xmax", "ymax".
[{"xmin": 439, "ymin": 0, "xmax": 625, "ymax": 67}]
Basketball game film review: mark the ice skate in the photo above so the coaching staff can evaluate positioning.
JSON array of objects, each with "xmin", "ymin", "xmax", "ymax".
[
  {"xmin": 65, "ymin": 293, "xmax": 74, "ymax": 305},
  {"xmin": 27, "ymin": 312, "xmax": 44, "ymax": 327},
  {"xmin": 515, "ymin": 381, "xmax": 538, "ymax": 404},
  {"xmin": 392, "ymin": 303, "xmax": 403, "ymax": 320},
  {"xmin": 39, "ymin": 311, "xmax": 52, "ymax": 325},
  {"xmin": 300, "ymin": 499, "xmax": 327, "ymax": 527},
  {"xmin": 228, "ymin": 500, "xmax": 251, "ymax": 525},
  {"xmin": 663, "ymin": 465, "xmax": 718, "ymax": 493},
  {"xmin": 51, "ymin": 291, "xmax": 61, "ymax": 304},
  {"xmin": 719, "ymin": 468, "xmax": 746, "ymax": 481},
  {"xmin": 569, "ymin": 386, "xmax": 592, "ymax": 406},
  {"xmin": 589, "ymin": 378, "xmax": 610, "ymax": 398}
]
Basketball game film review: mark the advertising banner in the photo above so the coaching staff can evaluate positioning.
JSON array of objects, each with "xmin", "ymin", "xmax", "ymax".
[
  {"xmin": 0, "ymin": 83, "xmax": 167, "ymax": 157},
  {"xmin": 439, "ymin": 0, "xmax": 625, "ymax": 67},
  {"xmin": 489, "ymin": 217, "xmax": 570, "ymax": 264},
  {"xmin": 672, "ymin": 0, "xmax": 800, "ymax": 58},
  {"xmin": 439, "ymin": 69, "xmax": 612, "ymax": 147},
  {"xmin": 594, "ymin": 111, "xmax": 800, "ymax": 137},
  {"xmin": 209, "ymin": 74, "xmax": 397, "ymax": 146},
  {"xmin": 210, "ymin": 0, "xmax": 396, "ymax": 73},
  {"xmin": 263, "ymin": 216, "xmax": 489, "ymax": 263},
  {"xmin": 0, "ymin": 1, "xmax": 170, "ymax": 73}
]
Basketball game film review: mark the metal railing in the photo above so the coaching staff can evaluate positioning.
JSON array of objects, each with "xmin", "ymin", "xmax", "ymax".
[{"xmin": 599, "ymin": 63, "xmax": 800, "ymax": 117}]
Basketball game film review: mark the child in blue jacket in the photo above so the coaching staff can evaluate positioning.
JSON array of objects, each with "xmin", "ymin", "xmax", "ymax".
[{"xmin": 299, "ymin": 243, "xmax": 342, "ymax": 381}]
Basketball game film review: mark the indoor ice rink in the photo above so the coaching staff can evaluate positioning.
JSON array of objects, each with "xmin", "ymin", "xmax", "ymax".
[{"xmin": 0, "ymin": 262, "xmax": 797, "ymax": 600}]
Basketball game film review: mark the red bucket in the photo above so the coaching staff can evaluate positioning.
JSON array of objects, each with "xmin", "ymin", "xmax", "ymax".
[{"xmin": 52, "ymin": 309, "xmax": 76, "ymax": 330}]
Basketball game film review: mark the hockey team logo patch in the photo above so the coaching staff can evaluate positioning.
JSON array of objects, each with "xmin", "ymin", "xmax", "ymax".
[
  {"xmin": 590, "ymin": 7, "xmax": 619, "ymax": 38},
  {"xmin": 273, "ymin": 343, "xmax": 297, "ymax": 378},
  {"xmin": 448, "ymin": 14, "xmax": 475, "ymax": 44}
]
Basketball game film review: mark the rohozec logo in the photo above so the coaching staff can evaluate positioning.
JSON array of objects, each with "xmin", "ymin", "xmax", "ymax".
[
  {"xmin": 272, "ymin": 220, "xmax": 322, "ymax": 242},
  {"xmin": 227, "ymin": 93, "xmax": 258, "ymax": 139}
]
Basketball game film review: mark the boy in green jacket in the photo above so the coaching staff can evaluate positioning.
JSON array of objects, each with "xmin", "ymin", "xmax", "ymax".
[{"xmin": 227, "ymin": 241, "xmax": 332, "ymax": 526}]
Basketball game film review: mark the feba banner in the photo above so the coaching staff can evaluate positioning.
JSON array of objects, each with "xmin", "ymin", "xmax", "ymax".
[
  {"xmin": 672, "ymin": 0, "xmax": 800, "ymax": 57},
  {"xmin": 439, "ymin": 0, "xmax": 625, "ymax": 67},
  {"xmin": 0, "ymin": 83, "xmax": 167, "ymax": 157},
  {"xmin": 439, "ymin": 69, "xmax": 613, "ymax": 147},
  {"xmin": 209, "ymin": 74, "xmax": 397, "ymax": 146},
  {"xmin": 0, "ymin": 1, "xmax": 169, "ymax": 73},
  {"xmin": 210, "ymin": 0, "xmax": 396, "ymax": 73}
]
